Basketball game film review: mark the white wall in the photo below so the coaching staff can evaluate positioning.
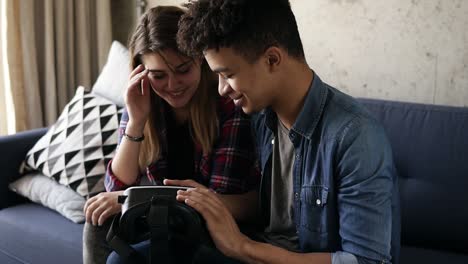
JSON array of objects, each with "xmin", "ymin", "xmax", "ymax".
[{"xmin": 148, "ymin": 0, "xmax": 468, "ymax": 107}]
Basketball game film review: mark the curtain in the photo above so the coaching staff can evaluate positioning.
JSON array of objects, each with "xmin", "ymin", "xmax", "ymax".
[{"xmin": 0, "ymin": 0, "xmax": 112, "ymax": 135}]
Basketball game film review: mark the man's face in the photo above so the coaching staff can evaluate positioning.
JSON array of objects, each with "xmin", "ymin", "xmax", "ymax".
[{"xmin": 204, "ymin": 47, "xmax": 274, "ymax": 114}]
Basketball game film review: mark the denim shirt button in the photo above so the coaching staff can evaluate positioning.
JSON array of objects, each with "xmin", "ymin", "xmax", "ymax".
[
  {"xmin": 316, "ymin": 199, "xmax": 321, "ymax": 205},
  {"xmin": 271, "ymin": 138, "xmax": 274, "ymax": 145},
  {"xmin": 294, "ymin": 192, "xmax": 299, "ymax": 200}
]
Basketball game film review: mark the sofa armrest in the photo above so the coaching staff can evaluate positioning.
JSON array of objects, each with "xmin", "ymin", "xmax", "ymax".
[{"xmin": 0, "ymin": 127, "xmax": 48, "ymax": 209}]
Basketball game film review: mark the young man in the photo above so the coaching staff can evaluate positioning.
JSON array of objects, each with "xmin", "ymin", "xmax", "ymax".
[{"xmin": 175, "ymin": 0, "xmax": 400, "ymax": 263}]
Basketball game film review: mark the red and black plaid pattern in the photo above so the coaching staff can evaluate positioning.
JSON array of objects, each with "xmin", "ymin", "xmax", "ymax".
[{"xmin": 105, "ymin": 96, "xmax": 260, "ymax": 195}]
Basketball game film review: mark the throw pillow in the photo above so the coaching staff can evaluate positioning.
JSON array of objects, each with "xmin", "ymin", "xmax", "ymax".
[
  {"xmin": 9, "ymin": 173, "xmax": 86, "ymax": 223},
  {"xmin": 92, "ymin": 40, "xmax": 129, "ymax": 107},
  {"xmin": 22, "ymin": 86, "xmax": 123, "ymax": 198}
]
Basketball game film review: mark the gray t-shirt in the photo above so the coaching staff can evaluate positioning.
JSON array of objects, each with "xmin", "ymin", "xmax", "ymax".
[
  {"xmin": 258, "ymin": 120, "xmax": 358, "ymax": 264},
  {"xmin": 260, "ymin": 120, "xmax": 299, "ymax": 252}
]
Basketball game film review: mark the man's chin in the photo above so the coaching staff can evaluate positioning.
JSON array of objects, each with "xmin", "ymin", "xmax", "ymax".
[{"xmin": 241, "ymin": 106, "xmax": 259, "ymax": 115}]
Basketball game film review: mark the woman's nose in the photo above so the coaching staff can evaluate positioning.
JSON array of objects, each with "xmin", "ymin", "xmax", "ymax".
[{"xmin": 167, "ymin": 75, "xmax": 181, "ymax": 90}]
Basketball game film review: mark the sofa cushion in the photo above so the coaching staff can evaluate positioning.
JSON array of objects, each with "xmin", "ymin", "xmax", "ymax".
[
  {"xmin": 0, "ymin": 203, "xmax": 83, "ymax": 264},
  {"xmin": 22, "ymin": 86, "xmax": 123, "ymax": 198},
  {"xmin": 359, "ymin": 98, "xmax": 468, "ymax": 254},
  {"xmin": 400, "ymin": 246, "xmax": 468, "ymax": 264},
  {"xmin": 0, "ymin": 127, "xmax": 48, "ymax": 210}
]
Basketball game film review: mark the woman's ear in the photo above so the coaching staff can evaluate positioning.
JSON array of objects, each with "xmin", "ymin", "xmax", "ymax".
[{"xmin": 196, "ymin": 57, "xmax": 204, "ymax": 66}]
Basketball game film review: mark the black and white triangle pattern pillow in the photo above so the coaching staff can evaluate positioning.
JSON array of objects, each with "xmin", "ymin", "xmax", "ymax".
[{"xmin": 23, "ymin": 86, "xmax": 123, "ymax": 198}]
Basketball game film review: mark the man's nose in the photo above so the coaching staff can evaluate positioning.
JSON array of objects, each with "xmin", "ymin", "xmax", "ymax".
[{"xmin": 218, "ymin": 75, "xmax": 232, "ymax": 96}]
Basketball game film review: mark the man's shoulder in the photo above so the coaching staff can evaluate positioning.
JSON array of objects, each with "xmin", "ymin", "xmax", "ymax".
[{"xmin": 320, "ymin": 86, "xmax": 383, "ymax": 141}]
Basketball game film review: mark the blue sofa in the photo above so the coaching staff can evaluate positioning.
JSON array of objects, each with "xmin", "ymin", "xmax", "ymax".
[{"xmin": 0, "ymin": 98, "xmax": 467, "ymax": 263}]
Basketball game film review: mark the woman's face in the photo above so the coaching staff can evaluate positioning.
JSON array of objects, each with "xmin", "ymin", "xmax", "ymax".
[{"xmin": 141, "ymin": 49, "xmax": 201, "ymax": 109}]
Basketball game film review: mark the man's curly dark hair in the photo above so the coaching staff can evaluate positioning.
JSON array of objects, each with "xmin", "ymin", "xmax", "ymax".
[{"xmin": 177, "ymin": 0, "xmax": 305, "ymax": 63}]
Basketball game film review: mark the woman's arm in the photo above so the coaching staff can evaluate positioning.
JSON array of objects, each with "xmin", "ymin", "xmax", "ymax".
[
  {"xmin": 110, "ymin": 119, "xmax": 144, "ymax": 186},
  {"xmin": 106, "ymin": 65, "xmax": 152, "ymax": 189}
]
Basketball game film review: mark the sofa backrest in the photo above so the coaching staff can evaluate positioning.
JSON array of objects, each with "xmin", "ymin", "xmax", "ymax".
[{"xmin": 358, "ymin": 98, "xmax": 468, "ymax": 254}]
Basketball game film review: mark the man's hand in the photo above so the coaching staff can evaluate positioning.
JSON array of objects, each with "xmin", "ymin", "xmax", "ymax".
[
  {"xmin": 177, "ymin": 186, "xmax": 250, "ymax": 258},
  {"xmin": 84, "ymin": 191, "xmax": 123, "ymax": 226},
  {"xmin": 163, "ymin": 179, "xmax": 249, "ymax": 258},
  {"xmin": 163, "ymin": 179, "xmax": 205, "ymax": 189}
]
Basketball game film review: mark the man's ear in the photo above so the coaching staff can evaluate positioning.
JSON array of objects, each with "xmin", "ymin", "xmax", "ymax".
[{"xmin": 264, "ymin": 47, "xmax": 282, "ymax": 71}]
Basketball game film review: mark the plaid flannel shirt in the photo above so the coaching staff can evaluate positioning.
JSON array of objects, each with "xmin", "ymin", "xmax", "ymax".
[{"xmin": 105, "ymin": 96, "xmax": 260, "ymax": 195}]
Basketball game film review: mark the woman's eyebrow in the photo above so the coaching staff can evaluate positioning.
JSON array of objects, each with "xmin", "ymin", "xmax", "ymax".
[
  {"xmin": 147, "ymin": 69, "xmax": 165, "ymax": 73},
  {"xmin": 146, "ymin": 60, "xmax": 192, "ymax": 73},
  {"xmin": 175, "ymin": 60, "xmax": 192, "ymax": 69}
]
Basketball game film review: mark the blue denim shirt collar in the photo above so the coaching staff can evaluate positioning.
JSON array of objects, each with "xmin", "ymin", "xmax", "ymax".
[{"xmin": 261, "ymin": 73, "xmax": 328, "ymax": 140}]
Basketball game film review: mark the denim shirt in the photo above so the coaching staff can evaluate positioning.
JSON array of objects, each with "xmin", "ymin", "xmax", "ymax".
[{"xmin": 252, "ymin": 74, "xmax": 400, "ymax": 264}]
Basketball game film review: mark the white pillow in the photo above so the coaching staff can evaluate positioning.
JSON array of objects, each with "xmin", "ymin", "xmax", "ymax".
[
  {"xmin": 9, "ymin": 173, "xmax": 86, "ymax": 223},
  {"xmin": 92, "ymin": 40, "xmax": 130, "ymax": 107}
]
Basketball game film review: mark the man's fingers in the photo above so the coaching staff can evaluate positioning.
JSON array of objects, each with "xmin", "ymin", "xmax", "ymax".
[
  {"xmin": 164, "ymin": 179, "xmax": 203, "ymax": 188},
  {"xmin": 179, "ymin": 188, "xmax": 223, "ymax": 208},
  {"xmin": 180, "ymin": 187, "xmax": 221, "ymax": 204},
  {"xmin": 184, "ymin": 194, "xmax": 220, "ymax": 223},
  {"xmin": 180, "ymin": 189, "xmax": 228, "ymax": 223}
]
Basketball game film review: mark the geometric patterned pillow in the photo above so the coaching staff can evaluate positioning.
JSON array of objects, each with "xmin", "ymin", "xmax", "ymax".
[{"xmin": 22, "ymin": 86, "xmax": 123, "ymax": 198}]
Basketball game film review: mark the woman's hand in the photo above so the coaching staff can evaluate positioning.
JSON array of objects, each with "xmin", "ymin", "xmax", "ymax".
[
  {"xmin": 125, "ymin": 64, "xmax": 151, "ymax": 133},
  {"xmin": 84, "ymin": 191, "xmax": 124, "ymax": 226}
]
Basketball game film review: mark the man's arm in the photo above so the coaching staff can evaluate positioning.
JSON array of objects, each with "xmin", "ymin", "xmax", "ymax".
[
  {"xmin": 240, "ymin": 239, "xmax": 331, "ymax": 264},
  {"xmin": 175, "ymin": 185, "xmax": 332, "ymax": 264},
  {"xmin": 334, "ymin": 118, "xmax": 396, "ymax": 263}
]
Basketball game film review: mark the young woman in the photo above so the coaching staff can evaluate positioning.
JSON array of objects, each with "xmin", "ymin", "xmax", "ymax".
[{"xmin": 82, "ymin": 6, "xmax": 259, "ymax": 264}]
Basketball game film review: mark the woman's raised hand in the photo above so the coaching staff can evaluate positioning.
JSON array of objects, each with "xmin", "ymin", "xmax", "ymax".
[{"xmin": 125, "ymin": 64, "xmax": 151, "ymax": 132}]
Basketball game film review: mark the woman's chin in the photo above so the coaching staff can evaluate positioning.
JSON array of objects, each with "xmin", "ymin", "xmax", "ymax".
[{"xmin": 165, "ymin": 97, "xmax": 191, "ymax": 109}]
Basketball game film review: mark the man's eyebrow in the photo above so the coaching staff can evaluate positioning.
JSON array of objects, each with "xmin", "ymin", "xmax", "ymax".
[{"xmin": 212, "ymin": 67, "xmax": 231, "ymax": 74}]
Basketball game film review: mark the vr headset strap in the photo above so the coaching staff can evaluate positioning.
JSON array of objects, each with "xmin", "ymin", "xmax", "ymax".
[
  {"xmin": 148, "ymin": 196, "xmax": 174, "ymax": 264},
  {"xmin": 107, "ymin": 213, "xmax": 146, "ymax": 263}
]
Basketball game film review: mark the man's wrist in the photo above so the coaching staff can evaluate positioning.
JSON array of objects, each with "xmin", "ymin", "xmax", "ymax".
[{"xmin": 235, "ymin": 236, "xmax": 257, "ymax": 263}]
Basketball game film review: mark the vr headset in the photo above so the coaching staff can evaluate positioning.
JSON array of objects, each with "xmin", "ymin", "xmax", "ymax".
[{"xmin": 107, "ymin": 186, "xmax": 213, "ymax": 263}]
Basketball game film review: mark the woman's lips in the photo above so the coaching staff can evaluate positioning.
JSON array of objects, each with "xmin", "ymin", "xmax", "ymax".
[{"xmin": 168, "ymin": 89, "xmax": 186, "ymax": 98}]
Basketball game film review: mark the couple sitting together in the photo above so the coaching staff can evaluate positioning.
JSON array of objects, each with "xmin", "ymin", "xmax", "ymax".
[{"xmin": 83, "ymin": 0, "xmax": 400, "ymax": 263}]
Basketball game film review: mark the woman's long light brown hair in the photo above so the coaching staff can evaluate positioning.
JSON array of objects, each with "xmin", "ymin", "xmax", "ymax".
[{"xmin": 127, "ymin": 6, "xmax": 218, "ymax": 171}]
